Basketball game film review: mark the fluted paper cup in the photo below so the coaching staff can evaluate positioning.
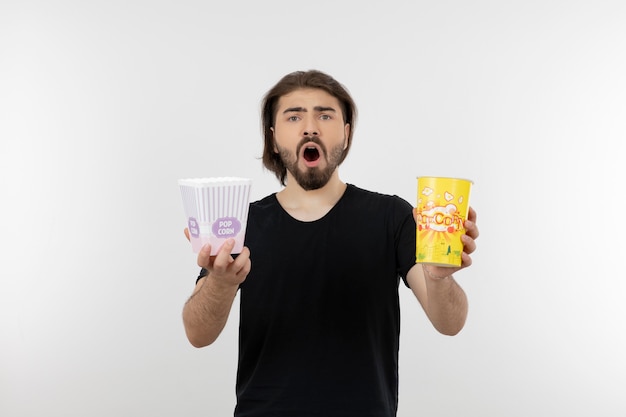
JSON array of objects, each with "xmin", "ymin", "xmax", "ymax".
[{"xmin": 178, "ymin": 177, "xmax": 252, "ymax": 255}]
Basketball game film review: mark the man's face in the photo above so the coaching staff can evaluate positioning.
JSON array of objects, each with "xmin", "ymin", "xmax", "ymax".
[{"xmin": 272, "ymin": 88, "xmax": 350, "ymax": 190}]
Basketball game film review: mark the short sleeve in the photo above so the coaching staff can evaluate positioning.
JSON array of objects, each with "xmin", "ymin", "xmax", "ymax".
[
  {"xmin": 196, "ymin": 267, "xmax": 208, "ymax": 284},
  {"xmin": 394, "ymin": 197, "xmax": 417, "ymax": 287}
]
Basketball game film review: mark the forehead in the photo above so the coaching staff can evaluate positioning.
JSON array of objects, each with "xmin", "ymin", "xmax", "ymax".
[{"xmin": 277, "ymin": 88, "xmax": 342, "ymax": 111}]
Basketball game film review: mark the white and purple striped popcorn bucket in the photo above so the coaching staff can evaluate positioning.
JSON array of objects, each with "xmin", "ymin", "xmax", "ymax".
[{"xmin": 178, "ymin": 177, "xmax": 252, "ymax": 255}]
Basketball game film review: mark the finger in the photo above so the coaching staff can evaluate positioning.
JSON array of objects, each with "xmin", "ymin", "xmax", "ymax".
[
  {"xmin": 461, "ymin": 234, "xmax": 477, "ymax": 254},
  {"xmin": 465, "ymin": 220, "xmax": 479, "ymax": 240},
  {"xmin": 460, "ymin": 252, "xmax": 473, "ymax": 268},
  {"xmin": 239, "ymin": 259, "xmax": 252, "ymax": 277},
  {"xmin": 184, "ymin": 228, "xmax": 190, "ymax": 241},
  {"xmin": 471, "ymin": 223, "xmax": 480, "ymax": 240},
  {"xmin": 197, "ymin": 243, "xmax": 213, "ymax": 269},
  {"xmin": 232, "ymin": 246, "xmax": 251, "ymax": 274},
  {"xmin": 412, "ymin": 208, "xmax": 418, "ymax": 222},
  {"xmin": 213, "ymin": 239, "xmax": 236, "ymax": 271},
  {"xmin": 467, "ymin": 206, "xmax": 477, "ymax": 222},
  {"xmin": 464, "ymin": 208, "xmax": 479, "ymax": 239}
]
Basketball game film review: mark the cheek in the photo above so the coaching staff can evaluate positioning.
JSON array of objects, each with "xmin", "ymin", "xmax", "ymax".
[{"xmin": 273, "ymin": 127, "xmax": 299, "ymax": 150}]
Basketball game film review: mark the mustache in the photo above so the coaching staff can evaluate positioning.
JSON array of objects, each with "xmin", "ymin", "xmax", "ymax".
[{"xmin": 296, "ymin": 136, "xmax": 327, "ymax": 155}]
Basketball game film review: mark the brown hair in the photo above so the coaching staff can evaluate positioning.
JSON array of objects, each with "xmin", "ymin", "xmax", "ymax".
[{"xmin": 261, "ymin": 70, "xmax": 357, "ymax": 185}]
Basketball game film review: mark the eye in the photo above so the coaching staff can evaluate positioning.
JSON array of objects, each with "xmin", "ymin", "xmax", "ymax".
[
  {"xmin": 320, "ymin": 114, "xmax": 332, "ymax": 120},
  {"xmin": 287, "ymin": 115, "xmax": 300, "ymax": 122}
]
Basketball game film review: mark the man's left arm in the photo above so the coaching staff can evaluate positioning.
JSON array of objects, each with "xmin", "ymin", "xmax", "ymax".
[{"xmin": 406, "ymin": 207, "xmax": 479, "ymax": 335}]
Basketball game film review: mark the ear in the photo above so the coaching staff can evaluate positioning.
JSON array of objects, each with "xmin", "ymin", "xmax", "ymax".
[{"xmin": 343, "ymin": 123, "xmax": 350, "ymax": 150}]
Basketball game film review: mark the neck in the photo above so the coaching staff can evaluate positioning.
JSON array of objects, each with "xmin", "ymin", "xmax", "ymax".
[{"xmin": 276, "ymin": 171, "xmax": 347, "ymax": 222}]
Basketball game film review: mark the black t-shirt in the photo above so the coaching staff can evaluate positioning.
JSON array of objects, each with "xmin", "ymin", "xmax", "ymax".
[{"xmin": 201, "ymin": 184, "xmax": 417, "ymax": 417}]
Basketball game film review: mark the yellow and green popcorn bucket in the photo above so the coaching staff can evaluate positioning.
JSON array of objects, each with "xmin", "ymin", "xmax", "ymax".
[{"xmin": 416, "ymin": 177, "xmax": 473, "ymax": 267}]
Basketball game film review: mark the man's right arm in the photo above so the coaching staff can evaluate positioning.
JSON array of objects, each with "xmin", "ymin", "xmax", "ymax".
[{"xmin": 182, "ymin": 239, "xmax": 251, "ymax": 348}]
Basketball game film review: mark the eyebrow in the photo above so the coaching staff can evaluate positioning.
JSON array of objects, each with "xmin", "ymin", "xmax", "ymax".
[{"xmin": 282, "ymin": 106, "xmax": 337, "ymax": 114}]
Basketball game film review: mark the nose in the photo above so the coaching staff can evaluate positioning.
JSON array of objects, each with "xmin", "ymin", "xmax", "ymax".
[{"xmin": 302, "ymin": 116, "xmax": 319, "ymax": 136}]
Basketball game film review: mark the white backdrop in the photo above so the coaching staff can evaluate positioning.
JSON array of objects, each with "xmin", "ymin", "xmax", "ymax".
[{"xmin": 1, "ymin": 1, "xmax": 625, "ymax": 416}]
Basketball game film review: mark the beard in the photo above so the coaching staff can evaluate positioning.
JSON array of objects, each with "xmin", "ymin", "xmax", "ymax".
[{"xmin": 277, "ymin": 137, "xmax": 345, "ymax": 191}]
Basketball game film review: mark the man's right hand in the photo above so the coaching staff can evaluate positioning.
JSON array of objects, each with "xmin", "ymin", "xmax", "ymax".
[
  {"xmin": 182, "ymin": 235, "xmax": 250, "ymax": 348},
  {"xmin": 197, "ymin": 238, "xmax": 251, "ymax": 288}
]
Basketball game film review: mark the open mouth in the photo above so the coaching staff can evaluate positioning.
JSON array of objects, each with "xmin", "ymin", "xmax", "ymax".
[{"xmin": 303, "ymin": 146, "xmax": 320, "ymax": 162}]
